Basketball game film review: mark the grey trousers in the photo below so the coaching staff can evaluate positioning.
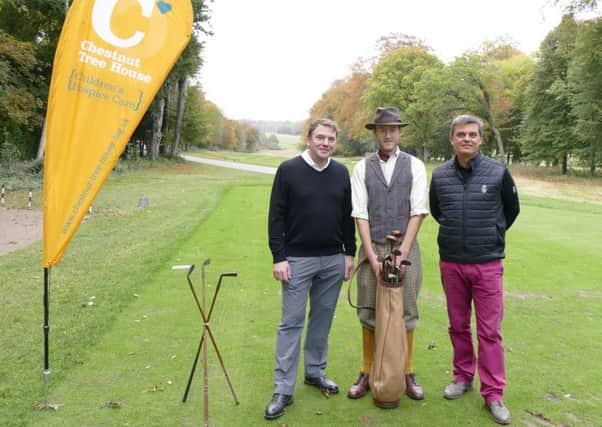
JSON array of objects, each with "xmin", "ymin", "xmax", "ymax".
[{"xmin": 273, "ymin": 254, "xmax": 345, "ymax": 395}]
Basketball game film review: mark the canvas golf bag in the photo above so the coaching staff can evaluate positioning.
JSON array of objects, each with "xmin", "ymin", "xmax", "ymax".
[{"xmin": 369, "ymin": 231, "xmax": 410, "ymax": 409}]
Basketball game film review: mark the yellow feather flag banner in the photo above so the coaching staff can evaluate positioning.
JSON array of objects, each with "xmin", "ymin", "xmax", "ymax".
[{"xmin": 42, "ymin": 0, "xmax": 192, "ymax": 267}]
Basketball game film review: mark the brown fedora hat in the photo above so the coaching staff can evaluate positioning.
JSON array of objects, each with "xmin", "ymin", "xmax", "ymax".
[{"xmin": 365, "ymin": 107, "xmax": 409, "ymax": 130}]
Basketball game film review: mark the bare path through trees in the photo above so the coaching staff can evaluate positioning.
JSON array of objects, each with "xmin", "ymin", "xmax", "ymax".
[{"xmin": 181, "ymin": 155, "xmax": 277, "ymax": 175}]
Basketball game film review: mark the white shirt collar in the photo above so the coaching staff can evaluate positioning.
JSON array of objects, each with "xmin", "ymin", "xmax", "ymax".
[{"xmin": 301, "ymin": 149, "xmax": 331, "ymax": 171}]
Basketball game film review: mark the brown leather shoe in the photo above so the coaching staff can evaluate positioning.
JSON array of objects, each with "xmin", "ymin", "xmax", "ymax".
[
  {"xmin": 405, "ymin": 373, "xmax": 424, "ymax": 400},
  {"xmin": 347, "ymin": 372, "xmax": 370, "ymax": 399}
]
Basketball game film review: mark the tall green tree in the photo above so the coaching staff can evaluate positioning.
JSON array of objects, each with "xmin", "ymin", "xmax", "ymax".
[
  {"xmin": 458, "ymin": 41, "xmax": 536, "ymax": 163},
  {"xmin": 363, "ymin": 46, "xmax": 442, "ymax": 158},
  {"xmin": 494, "ymin": 53, "xmax": 535, "ymax": 163},
  {"xmin": 406, "ymin": 67, "xmax": 453, "ymax": 160},
  {"xmin": 521, "ymin": 15, "xmax": 580, "ymax": 173},
  {"xmin": 363, "ymin": 46, "xmax": 442, "ymax": 113},
  {"xmin": 199, "ymin": 100, "xmax": 224, "ymax": 149},
  {"xmin": 307, "ymin": 71, "xmax": 372, "ymax": 155},
  {"xmin": 180, "ymin": 85, "xmax": 208, "ymax": 149},
  {"xmin": 446, "ymin": 54, "xmax": 510, "ymax": 162},
  {"xmin": 568, "ymin": 16, "xmax": 602, "ymax": 175},
  {"xmin": 149, "ymin": 0, "xmax": 210, "ymax": 158},
  {"xmin": 0, "ymin": 0, "xmax": 66, "ymax": 159},
  {"xmin": 0, "ymin": 31, "xmax": 43, "ymax": 159},
  {"xmin": 168, "ymin": 35, "xmax": 203, "ymax": 158}
]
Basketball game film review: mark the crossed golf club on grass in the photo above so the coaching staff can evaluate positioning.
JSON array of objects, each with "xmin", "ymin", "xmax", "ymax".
[{"xmin": 172, "ymin": 259, "xmax": 239, "ymax": 426}]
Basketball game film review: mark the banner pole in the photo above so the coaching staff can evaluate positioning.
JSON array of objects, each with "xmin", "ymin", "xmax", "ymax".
[{"xmin": 43, "ymin": 267, "xmax": 51, "ymax": 406}]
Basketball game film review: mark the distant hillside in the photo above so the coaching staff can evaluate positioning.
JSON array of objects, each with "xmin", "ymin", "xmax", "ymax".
[
  {"xmin": 241, "ymin": 120, "xmax": 304, "ymax": 135},
  {"xmin": 268, "ymin": 133, "xmax": 302, "ymax": 151}
]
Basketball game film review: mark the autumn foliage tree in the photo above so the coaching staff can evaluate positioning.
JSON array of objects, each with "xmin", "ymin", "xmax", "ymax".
[
  {"xmin": 306, "ymin": 71, "xmax": 372, "ymax": 155},
  {"xmin": 0, "ymin": 32, "xmax": 43, "ymax": 159},
  {"xmin": 0, "ymin": 1, "xmax": 65, "ymax": 160}
]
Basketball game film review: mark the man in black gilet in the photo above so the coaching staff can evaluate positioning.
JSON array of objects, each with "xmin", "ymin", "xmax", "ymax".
[{"xmin": 430, "ymin": 114, "xmax": 519, "ymax": 425}]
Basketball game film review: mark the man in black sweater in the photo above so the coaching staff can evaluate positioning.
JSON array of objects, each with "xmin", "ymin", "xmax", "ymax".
[
  {"xmin": 265, "ymin": 118, "xmax": 356, "ymax": 420},
  {"xmin": 429, "ymin": 114, "xmax": 520, "ymax": 425}
]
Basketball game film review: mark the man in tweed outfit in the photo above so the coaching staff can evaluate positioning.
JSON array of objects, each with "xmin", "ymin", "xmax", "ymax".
[{"xmin": 347, "ymin": 107, "xmax": 428, "ymax": 401}]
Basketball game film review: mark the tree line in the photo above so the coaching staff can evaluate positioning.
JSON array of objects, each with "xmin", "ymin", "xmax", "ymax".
[
  {"xmin": 306, "ymin": 7, "xmax": 601, "ymax": 175},
  {"xmin": 1, "ymin": 1, "xmax": 600, "ymax": 174},
  {"xmin": 0, "ymin": 0, "xmax": 278, "ymax": 167}
]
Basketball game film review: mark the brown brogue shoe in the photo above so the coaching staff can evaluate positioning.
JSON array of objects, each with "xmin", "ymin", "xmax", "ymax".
[
  {"xmin": 347, "ymin": 372, "xmax": 370, "ymax": 399},
  {"xmin": 405, "ymin": 373, "xmax": 424, "ymax": 400}
]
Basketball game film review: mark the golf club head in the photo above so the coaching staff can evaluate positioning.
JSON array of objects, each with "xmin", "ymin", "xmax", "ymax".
[
  {"xmin": 215, "ymin": 272, "xmax": 238, "ymax": 289},
  {"xmin": 208, "ymin": 272, "xmax": 239, "ymax": 320},
  {"xmin": 186, "ymin": 264, "xmax": 196, "ymax": 280},
  {"xmin": 200, "ymin": 259, "xmax": 211, "ymax": 279},
  {"xmin": 221, "ymin": 272, "xmax": 237, "ymax": 278}
]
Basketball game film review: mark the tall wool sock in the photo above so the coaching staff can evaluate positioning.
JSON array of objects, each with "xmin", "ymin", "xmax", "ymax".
[
  {"xmin": 362, "ymin": 326, "xmax": 375, "ymax": 374},
  {"xmin": 404, "ymin": 329, "xmax": 415, "ymax": 374}
]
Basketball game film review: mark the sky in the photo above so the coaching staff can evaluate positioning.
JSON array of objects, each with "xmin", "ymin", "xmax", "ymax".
[{"xmin": 198, "ymin": 0, "xmax": 568, "ymax": 122}]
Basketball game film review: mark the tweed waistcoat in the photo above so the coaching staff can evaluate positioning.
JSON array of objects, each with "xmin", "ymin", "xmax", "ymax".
[{"xmin": 365, "ymin": 152, "xmax": 412, "ymax": 243}]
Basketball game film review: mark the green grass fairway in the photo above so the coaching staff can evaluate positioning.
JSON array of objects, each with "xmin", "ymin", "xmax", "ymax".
[
  {"xmin": 0, "ymin": 163, "xmax": 271, "ymax": 426},
  {"xmin": 1, "ymin": 163, "xmax": 601, "ymax": 426}
]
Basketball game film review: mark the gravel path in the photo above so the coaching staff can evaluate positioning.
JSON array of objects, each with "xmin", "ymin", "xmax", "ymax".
[
  {"xmin": 181, "ymin": 155, "xmax": 277, "ymax": 175},
  {"xmin": 0, "ymin": 207, "xmax": 42, "ymax": 256}
]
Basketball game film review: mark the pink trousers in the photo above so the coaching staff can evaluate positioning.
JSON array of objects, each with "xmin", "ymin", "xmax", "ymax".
[{"xmin": 440, "ymin": 259, "xmax": 506, "ymax": 403}]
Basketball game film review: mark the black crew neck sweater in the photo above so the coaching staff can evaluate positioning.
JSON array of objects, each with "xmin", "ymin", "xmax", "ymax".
[{"xmin": 268, "ymin": 156, "xmax": 356, "ymax": 263}]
